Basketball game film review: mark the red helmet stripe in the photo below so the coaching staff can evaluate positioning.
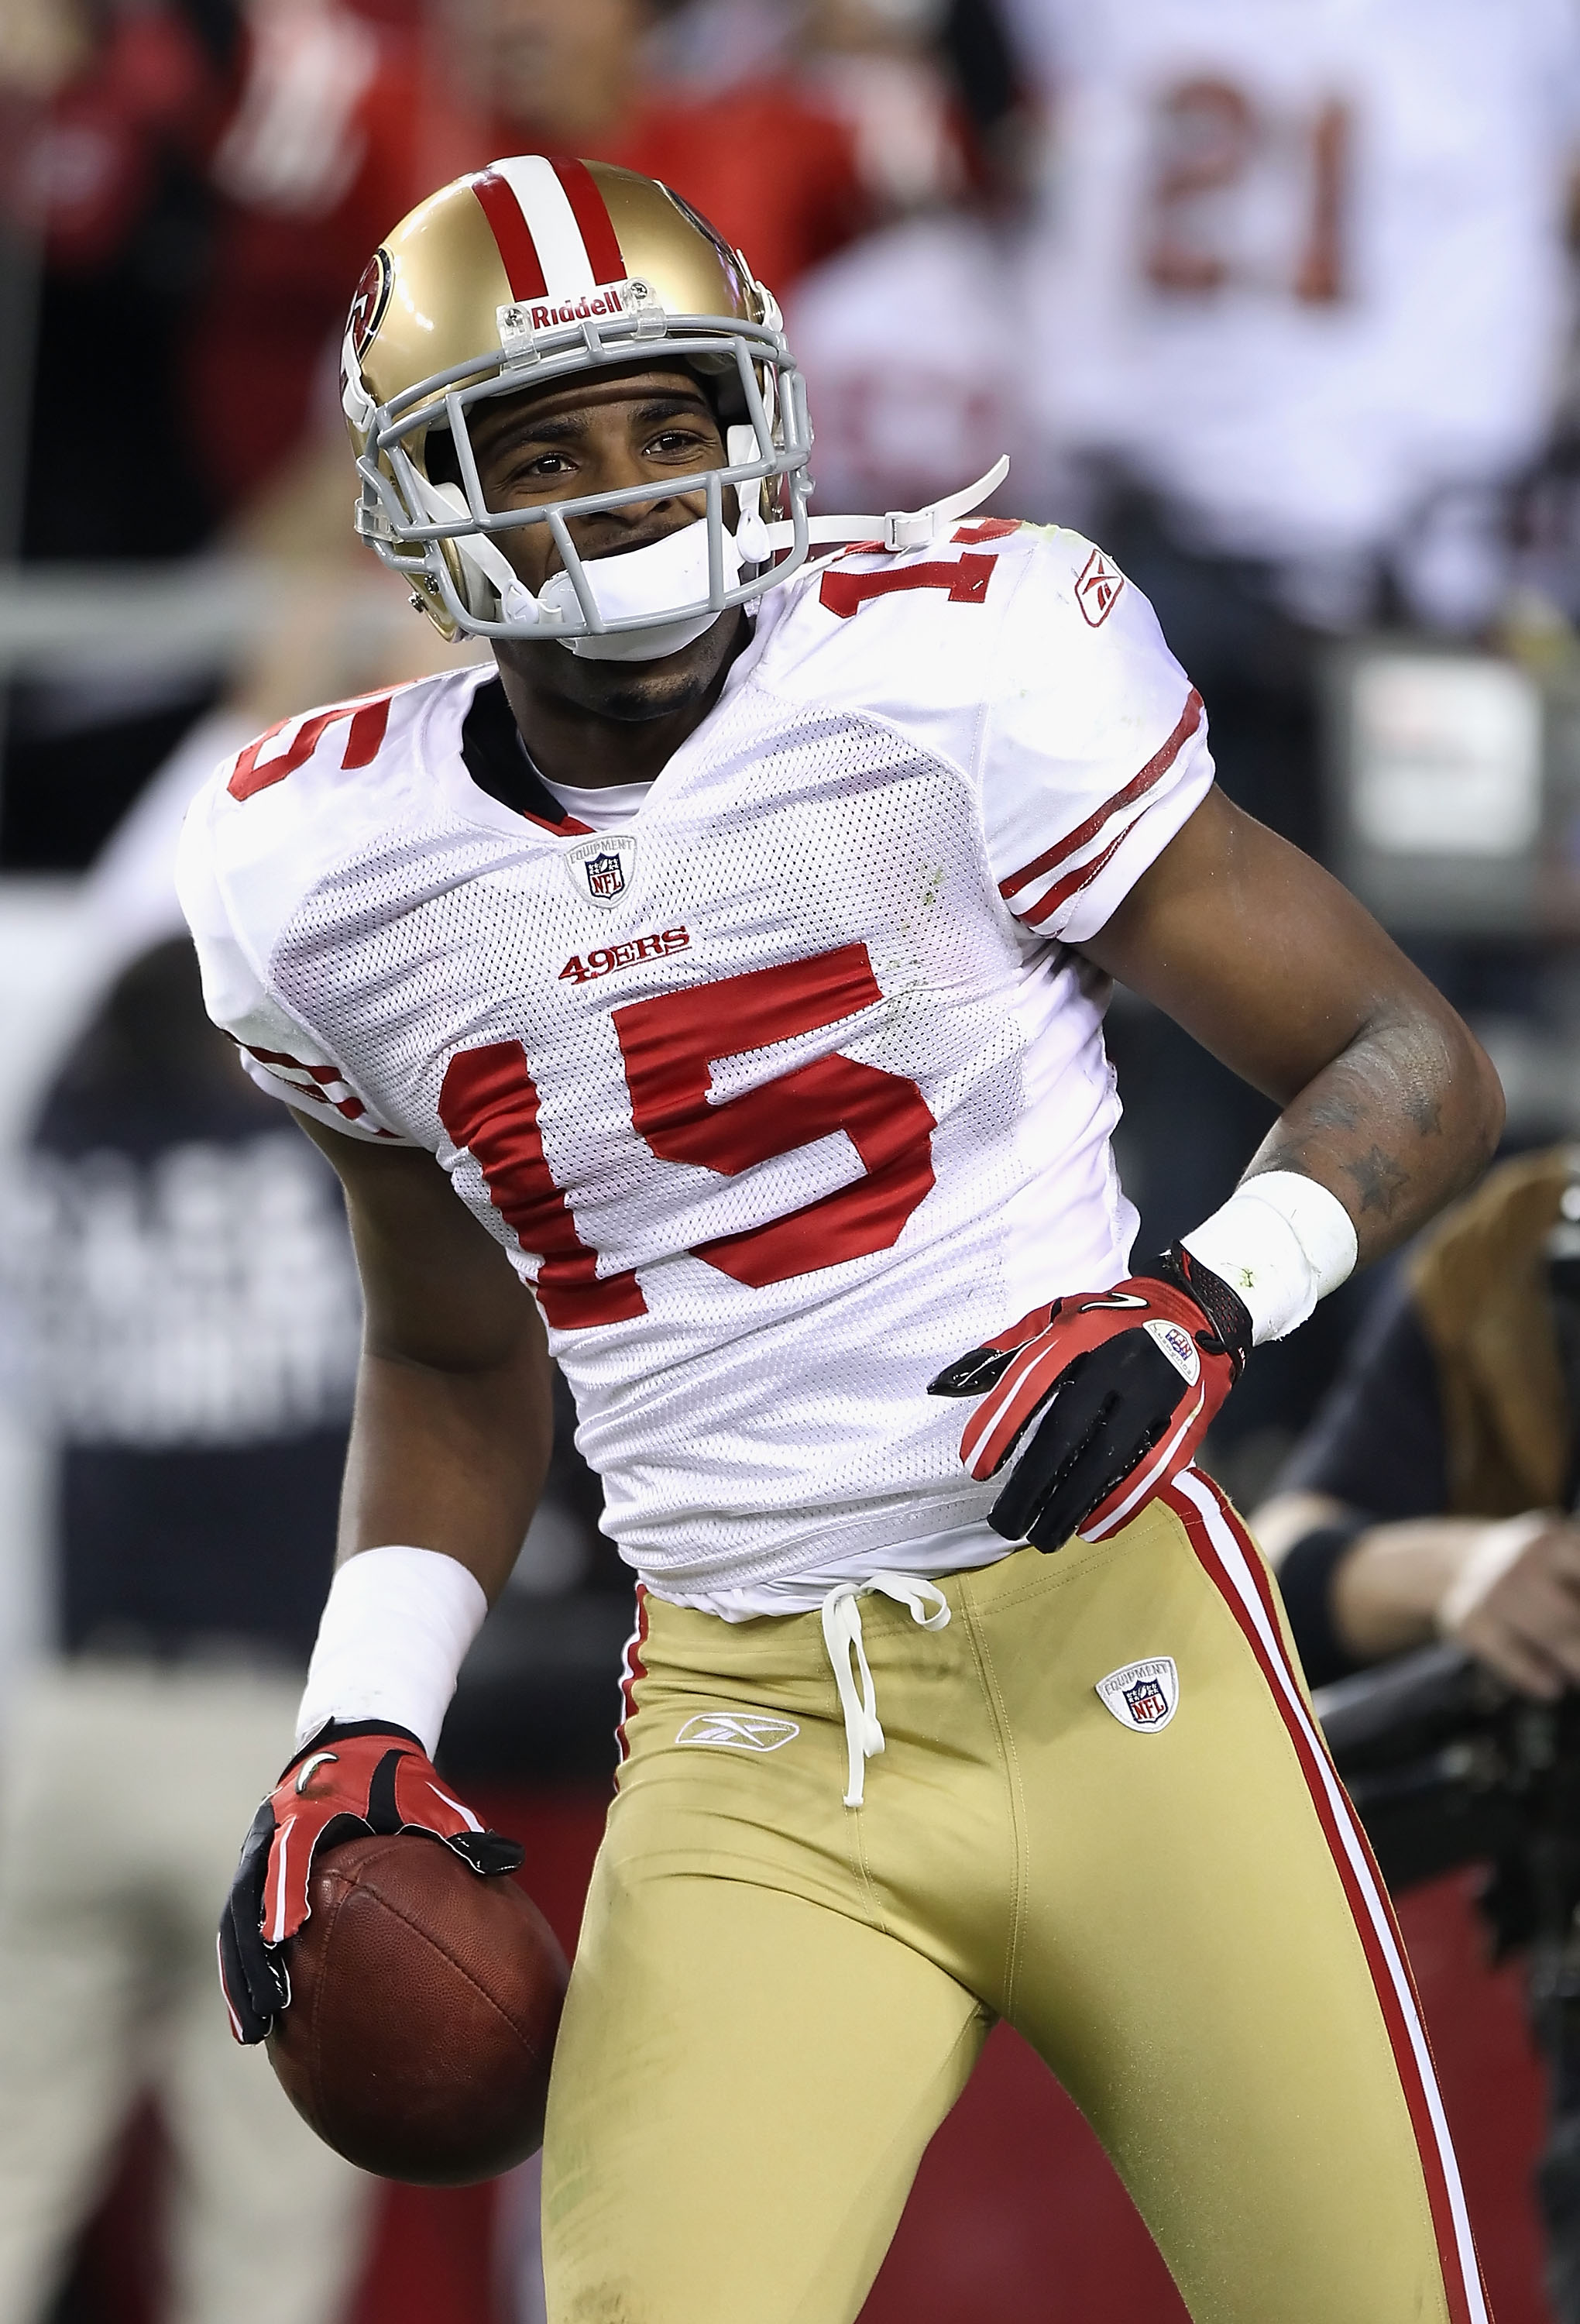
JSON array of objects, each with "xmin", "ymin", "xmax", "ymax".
[
  {"xmin": 548, "ymin": 156, "xmax": 626, "ymax": 287},
  {"xmin": 471, "ymin": 167, "xmax": 548, "ymax": 300}
]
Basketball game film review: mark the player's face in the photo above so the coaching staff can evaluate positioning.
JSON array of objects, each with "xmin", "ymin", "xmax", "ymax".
[{"xmin": 467, "ymin": 363, "xmax": 746, "ymax": 724}]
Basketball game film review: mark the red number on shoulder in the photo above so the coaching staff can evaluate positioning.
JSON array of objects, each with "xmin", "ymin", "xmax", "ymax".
[
  {"xmin": 228, "ymin": 690, "xmax": 398, "ymax": 803},
  {"xmin": 438, "ymin": 1042, "xmax": 647, "ymax": 1329},
  {"xmin": 819, "ymin": 552, "xmax": 998, "ymax": 622},
  {"xmin": 613, "ymin": 945, "xmax": 936, "ymax": 1288}
]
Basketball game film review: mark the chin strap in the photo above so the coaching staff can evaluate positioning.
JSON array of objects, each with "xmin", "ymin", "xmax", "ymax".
[
  {"xmin": 734, "ymin": 455, "xmax": 1011, "ymax": 565},
  {"xmin": 408, "ymin": 475, "xmax": 546, "ymax": 624},
  {"xmin": 407, "ymin": 454, "xmax": 1014, "ymax": 634}
]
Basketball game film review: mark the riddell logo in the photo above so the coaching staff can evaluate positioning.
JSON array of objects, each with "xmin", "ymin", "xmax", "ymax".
[
  {"xmin": 498, "ymin": 280, "xmax": 656, "ymax": 342},
  {"xmin": 531, "ymin": 292, "xmax": 625, "ymax": 328},
  {"xmin": 559, "ymin": 927, "xmax": 690, "ymax": 984}
]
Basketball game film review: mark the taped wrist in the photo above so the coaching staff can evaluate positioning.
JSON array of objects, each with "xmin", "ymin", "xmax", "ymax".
[
  {"xmin": 1180, "ymin": 1171, "xmax": 1358, "ymax": 1346},
  {"xmin": 294, "ymin": 1546, "xmax": 489, "ymax": 1760}
]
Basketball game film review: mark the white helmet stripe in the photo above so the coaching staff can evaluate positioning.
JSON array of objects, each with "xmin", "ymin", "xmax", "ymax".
[{"xmin": 489, "ymin": 155, "xmax": 599, "ymax": 298}]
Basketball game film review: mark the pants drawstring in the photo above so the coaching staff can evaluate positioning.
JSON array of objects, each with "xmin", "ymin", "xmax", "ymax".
[{"xmin": 819, "ymin": 1573, "xmax": 951, "ymax": 1808}]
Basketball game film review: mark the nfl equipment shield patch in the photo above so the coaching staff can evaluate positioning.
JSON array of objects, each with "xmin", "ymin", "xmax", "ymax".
[
  {"xmin": 566, "ymin": 831, "xmax": 639, "ymax": 909},
  {"xmin": 1095, "ymin": 1655, "xmax": 1179, "ymax": 1733}
]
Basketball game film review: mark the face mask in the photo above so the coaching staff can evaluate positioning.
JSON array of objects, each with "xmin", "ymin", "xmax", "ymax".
[{"xmin": 415, "ymin": 459, "xmax": 1011, "ymax": 658}]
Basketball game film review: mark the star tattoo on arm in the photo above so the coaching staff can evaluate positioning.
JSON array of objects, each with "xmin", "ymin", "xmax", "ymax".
[{"xmin": 1341, "ymin": 1143, "xmax": 1410, "ymax": 1218}]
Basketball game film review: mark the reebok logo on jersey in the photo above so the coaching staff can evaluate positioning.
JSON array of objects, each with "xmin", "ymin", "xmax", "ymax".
[
  {"xmin": 1096, "ymin": 1658, "xmax": 1179, "ymax": 1733},
  {"xmin": 676, "ymin": 1712, "xmax": 800, "ymax": 1754},
  {"xmin": 559, "ymin": 927, "xmax": 690, "ymax": 985},
  {"xmin": 1076, "ymin": 547, "xmax": 1125, "ymax": 627},
  {"xmin": 567, "ymin": 831, "xmax": 639, "ymax": 909}
]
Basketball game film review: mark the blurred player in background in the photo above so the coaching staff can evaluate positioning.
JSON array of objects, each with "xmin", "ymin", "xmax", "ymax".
[
  {"xmin": 1009, "ymin": 0, "xmax": 1580, "ymax": 709},
  {"xmin": 438, "ymin": 0, "xmax": 993, "ymax": 299},
  {"xmin": 0, "ymin": 0, "xmax": 474, "ymax": 871},
  {"xmin": 183, "ymin": 157, "xmax": 1504, "ymax": 2322},
  {"xmin": 1256, "ymin": 1152, "xmax": 1580, "ymax": 1703},
  {"xmin": 1001, "ymin": 0, "xmax": 1580, "ymax": 1467},
  {"xmin": 0, "ymin": 0, "xmax": 994, "ymax": 882},
  {"xmin": 785, "ymin": 0, "xmax": 1041, "ymax": 521},
  {"xmin": 0, "ymin": 921, "xmax": 372, "ymax": 2324},
  {"xmin": 439, "ymin": 0, "xmax": 868, "ymax": 294}
]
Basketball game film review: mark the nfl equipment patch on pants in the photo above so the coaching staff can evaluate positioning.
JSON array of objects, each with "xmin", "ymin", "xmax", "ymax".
[{"xmin": 542, "ymin": 1473, "xmax": 1489, "ymax": 2324}]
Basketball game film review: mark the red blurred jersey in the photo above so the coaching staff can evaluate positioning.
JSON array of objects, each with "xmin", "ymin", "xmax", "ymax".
[
  {"xmin": 493, "ymin": 82, "xmax": 874, "ymax": 301},
  {"xmin": 187, "ymin": 13, "xmax": 475, "ymax": 510},
  {"xmin": 196, "ymin": 56, "xmax": 870, "ymax": 510}
]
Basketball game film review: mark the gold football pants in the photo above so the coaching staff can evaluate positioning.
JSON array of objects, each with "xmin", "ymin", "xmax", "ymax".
[{"xmin": 541, "ymin": 1473, "xmax": 1489, "ymax": 2324}]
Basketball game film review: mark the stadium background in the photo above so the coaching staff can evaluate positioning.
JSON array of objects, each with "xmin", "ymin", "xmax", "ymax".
[{"xmin": 0, "ymin": 0, "xmax": 1574, "ymax": 2316}]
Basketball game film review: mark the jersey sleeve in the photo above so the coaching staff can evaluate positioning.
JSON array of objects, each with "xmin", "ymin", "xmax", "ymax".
[
  {"xmin": 978, "ymin": 532, "xmax": 1214, "ymax": 945},
  {"xmin": 175, "ymin": 756, "xmax": 413, "ymax": 1146}
]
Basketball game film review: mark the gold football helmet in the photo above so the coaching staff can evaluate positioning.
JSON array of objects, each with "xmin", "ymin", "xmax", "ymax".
[{"xmin": 339, "ymin": 156, "xmax": 814, "ymax": 657}]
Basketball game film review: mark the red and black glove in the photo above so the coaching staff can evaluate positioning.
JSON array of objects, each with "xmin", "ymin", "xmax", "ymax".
[
  {"xmin": 218, "ymin": 1719, "xmax": 524, "ymax": 2045},
  {"xmin": 929, "ymin": 1246, "xmax": 1252, "ymax": 1552}
]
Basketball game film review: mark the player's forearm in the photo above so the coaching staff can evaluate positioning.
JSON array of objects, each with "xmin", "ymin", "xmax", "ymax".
[
  {"xmin": 282, "ymin": 1129, "xmax": 559, "ymax": 1754},
  {"xmin": 1246, "ymin": 998, "xmax": 1503, "ymax": 1268},
  {"xmin": 1085, "ymin": 794, "xmax": 1503, "ymax": 1270},
  {"xmin": 292, "ymin": 1340, "xmax": 552, "ymax": 1756},
  {"xmin": 338, "ymin": 1339, "xmax": 554, "ymax": 1604}
]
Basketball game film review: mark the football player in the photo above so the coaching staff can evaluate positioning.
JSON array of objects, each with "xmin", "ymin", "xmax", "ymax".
[{"xmin": 181, "ymin": 158, "xmax": 1504, "ymax": 2322}]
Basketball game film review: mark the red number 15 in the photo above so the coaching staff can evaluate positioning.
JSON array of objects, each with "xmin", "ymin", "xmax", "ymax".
[{"xmin": 438, "ymin": 944, "xmax": 937, "ymax": 1329}]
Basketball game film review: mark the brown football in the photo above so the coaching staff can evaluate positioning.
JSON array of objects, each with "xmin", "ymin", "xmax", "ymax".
[{"xmin": 266, "ymin": 1832, "xmax": 568, "ymax": 2185}]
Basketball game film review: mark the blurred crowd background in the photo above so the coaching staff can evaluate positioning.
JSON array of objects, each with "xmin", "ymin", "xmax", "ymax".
[{"xmin": 3, "ymin": 0, "xmax": 1580, "ymax": 2319}]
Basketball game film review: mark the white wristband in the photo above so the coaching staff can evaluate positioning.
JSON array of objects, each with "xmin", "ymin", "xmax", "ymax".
[
  {"xmin": 1180, "ymin": 1171, "xmax": 1358, "ymax": 1346},
  {"xmin": 294, "ymin": 1545, "xmax": 489, "ymax": 1760}
]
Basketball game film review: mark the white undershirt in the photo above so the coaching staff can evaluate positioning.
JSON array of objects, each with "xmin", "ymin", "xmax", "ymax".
[
  {"xmin": 538, "ymin": 774, "xmax": 656, "ymax": 830},
  {"xmin": 647, "ymin": 1519, "xmax": 1015, "ymax": 1621}
]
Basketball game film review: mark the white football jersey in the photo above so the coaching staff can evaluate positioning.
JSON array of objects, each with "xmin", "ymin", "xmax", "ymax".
[
  {"xmin": 177, "ymin": 524, "xmax": 1212, "ymax": 1597},
  {"xmin": 1010, "ymin": 0, "xmax": 1580, "ymax": 565}
]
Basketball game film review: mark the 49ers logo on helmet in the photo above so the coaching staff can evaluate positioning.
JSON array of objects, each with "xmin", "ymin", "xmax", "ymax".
[{"xmin": 348, "ymin": 248, "xmax": 394, "ymax": 359}]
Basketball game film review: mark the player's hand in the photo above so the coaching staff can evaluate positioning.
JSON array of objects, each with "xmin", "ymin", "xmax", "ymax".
[
  {"xmin": 218, "ymin": 1719, "xmax": 524, "ymax": 2045},
  {"xmin": 929, "ymin": 1247, "xmax": 1252, "ymax": 1552},
  {"xmin": 1438, "ymin": 1512, "xmax": 1580, "ymax": 1700}
]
